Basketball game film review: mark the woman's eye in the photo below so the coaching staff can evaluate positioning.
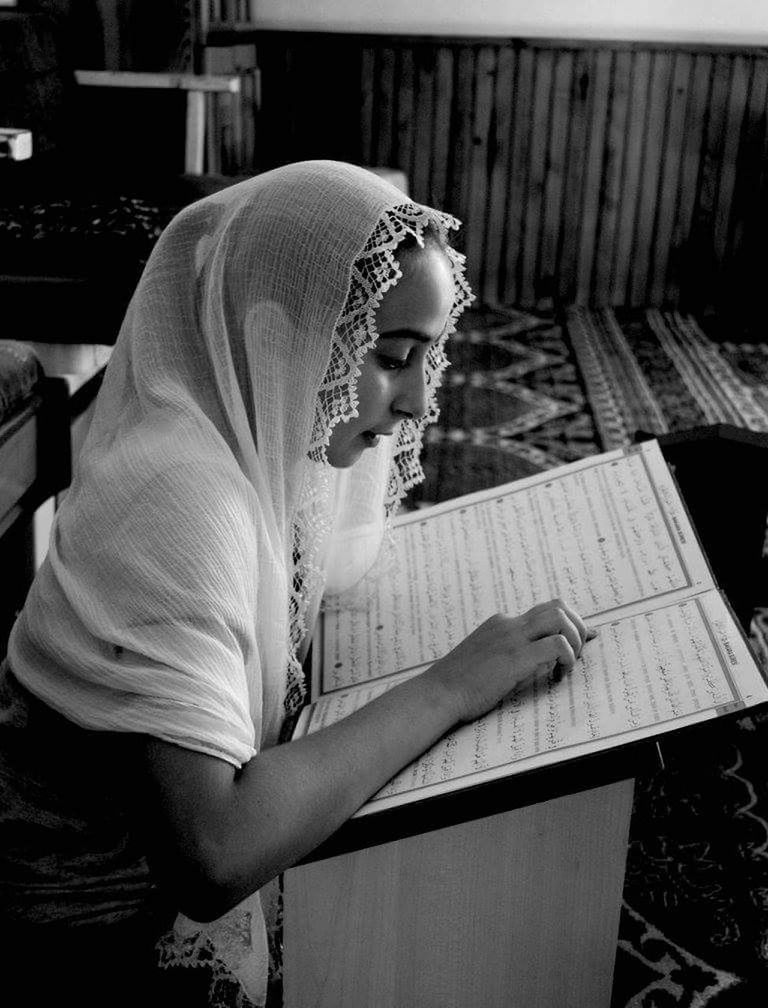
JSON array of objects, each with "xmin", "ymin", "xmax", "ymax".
[{"xmin": 377, "ymin": 353, "xmax": 409, "ymax": 371}]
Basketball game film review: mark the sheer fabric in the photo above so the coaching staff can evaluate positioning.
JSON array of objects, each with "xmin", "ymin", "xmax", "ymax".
[{"xmin": 7, "ymin": 160, "xmax": 472, "ymax": 1004}]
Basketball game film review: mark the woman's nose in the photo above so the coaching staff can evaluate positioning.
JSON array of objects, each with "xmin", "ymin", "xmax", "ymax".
[{"xmin": 394, "ymin": 364, "xmax": 429, "ymax": 421}]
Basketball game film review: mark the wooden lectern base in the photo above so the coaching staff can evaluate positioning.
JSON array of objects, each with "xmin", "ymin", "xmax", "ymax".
[{"xmin": 284, "ymin": 779, "xmax": 634, "ymax": 1008}]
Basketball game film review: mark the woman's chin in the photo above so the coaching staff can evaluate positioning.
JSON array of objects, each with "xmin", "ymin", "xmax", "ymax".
[
  {"xmin": 326, "ymin": 441, "xmax": 364, "ymax": 469},
  {"xmin": 327, "ymin": 430, "xmax": 382, "ymax": 468}
]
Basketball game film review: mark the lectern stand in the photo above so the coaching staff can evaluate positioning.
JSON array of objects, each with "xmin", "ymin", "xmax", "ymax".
[
  {"xmin": 283, "ymin": 425, "xmax": 768, "ymax": 1008},
  {"xmin": 284, "ymin": 780, "xmax": 634, "ymax": 1007}
]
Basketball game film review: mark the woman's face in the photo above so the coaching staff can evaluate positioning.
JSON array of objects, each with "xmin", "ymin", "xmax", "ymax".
[{"xmin": 326, "ymin": 245, "xmax": 455, "ymax": 469}]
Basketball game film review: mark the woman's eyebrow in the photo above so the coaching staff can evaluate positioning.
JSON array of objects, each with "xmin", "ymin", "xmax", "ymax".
[{"xmin": 378, "ymin": 329, "xmax": 433, "ymax": 343}]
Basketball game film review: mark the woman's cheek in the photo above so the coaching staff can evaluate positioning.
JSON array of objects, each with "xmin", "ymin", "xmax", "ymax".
[
  {"xmin": 376, "ymin": 370, "xmax": 397, "ymax": 411},
  {"xmin": 364, "ymin": 367, "xmax": 390, "ymax": 406}
]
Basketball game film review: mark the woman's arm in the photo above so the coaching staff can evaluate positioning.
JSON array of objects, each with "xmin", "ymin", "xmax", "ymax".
[
  {"xmin": 137, "ymin": 665, "xmax": 458, "ymax": 922},
  {"xmin": 133, "ymin": 599, "xmax": 593, "ymax": 922}
]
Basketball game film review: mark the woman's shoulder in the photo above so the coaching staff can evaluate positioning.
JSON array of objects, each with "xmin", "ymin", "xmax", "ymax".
[
  {"xmin": 133, "ymin": 443, "xmax": 259, "ymax": 517},
  {"xmin": 116, "ymin": 448, "xmax": 267, "ymax": 566}
]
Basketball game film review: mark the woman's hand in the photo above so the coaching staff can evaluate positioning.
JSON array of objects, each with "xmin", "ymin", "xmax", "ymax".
[
  {"xmin": 426, "ymin": 598, "xmax": 596, "ymax": 724},
  {"xmin": 134, "ymin": 597, "xmax": 594, "ymax": 921}
]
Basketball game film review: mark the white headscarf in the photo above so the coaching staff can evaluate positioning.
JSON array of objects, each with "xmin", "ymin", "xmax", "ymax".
[{"xmin": 8, "ymin": 160, "xmax": 472, "ymax": 1004}]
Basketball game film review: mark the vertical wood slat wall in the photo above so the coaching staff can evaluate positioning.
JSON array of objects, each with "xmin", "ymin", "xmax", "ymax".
[{"xmin": 205, "ymin": 33, "xmax": 768, "ymax": 317}]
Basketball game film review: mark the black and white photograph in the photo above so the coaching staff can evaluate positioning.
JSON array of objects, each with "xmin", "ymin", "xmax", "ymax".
[{"xmin": 2, "ymin": 3, "xmax": 768, "ymax": 1006}]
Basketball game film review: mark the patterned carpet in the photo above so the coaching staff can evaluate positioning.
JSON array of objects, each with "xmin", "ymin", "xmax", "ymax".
[{"xmin": 412, "ymin": 304, "xmax": 768, "ymax": 1008}]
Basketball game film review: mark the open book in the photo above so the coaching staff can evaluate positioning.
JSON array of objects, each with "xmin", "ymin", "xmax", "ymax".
[{"xmin": 293, "ymin": 439, "xmax": 768, "ymax": 820}]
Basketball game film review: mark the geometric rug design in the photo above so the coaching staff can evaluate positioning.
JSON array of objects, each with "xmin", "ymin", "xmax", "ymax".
[
  {"xmin": 417, "ymin": 303, "xmax": 768, "ymax": 1008},
  {"xmin": 412, "ymin": 307, "xmax": 599, "ymax": 507},
  {"xmin": 612, "ymin": 904, "xmax": 742, "ymax": 1006},
  {"xmin": 567, "ymin": 306, "xmax": 768, "ymax": 450},
  {"xmin": 565, "ymin": 304, "xmax": 768, "ymax": 680},
  {"xmin": 612, "ymin": 707, "xmax": 768, "ymax": 1006}
]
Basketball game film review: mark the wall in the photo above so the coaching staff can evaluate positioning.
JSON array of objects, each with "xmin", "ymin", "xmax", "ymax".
[
  {"xmin": 20, "ymin": 2, "xmax": 765, "ymax": 316},
  {"xmin": 247, "ymin": 0, "xmax": 768, "ymax": 47},
  {"xmin": 244, "ymin": 33, "xmax": 768, "ymax": 319}
]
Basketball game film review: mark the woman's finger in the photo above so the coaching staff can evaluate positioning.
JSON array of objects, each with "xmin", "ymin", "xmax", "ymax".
[
  {"xmin": 531, "ymin": 633, "xmax": 577, "ymax": 675},
  {"xmin": 555, "ymin": 600, "xmax": 594, "ymax": 648},
  {"xmin": 526, "ymin": 607, "xmax": 583, "ymax": 658},
  {"xmin": 528, "ymin": 598, "xmax": 595, "ymax": 651}
]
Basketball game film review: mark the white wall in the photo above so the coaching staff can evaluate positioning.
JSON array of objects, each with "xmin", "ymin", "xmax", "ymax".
[{"xmin": 252, "ymin": 0, "xmax": 768, "ymax": 46}]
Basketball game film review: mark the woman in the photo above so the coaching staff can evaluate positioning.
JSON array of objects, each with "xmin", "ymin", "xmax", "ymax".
[{"xmin": 0, "ymin": 161, "xmax": 592, "ymax": 1006}]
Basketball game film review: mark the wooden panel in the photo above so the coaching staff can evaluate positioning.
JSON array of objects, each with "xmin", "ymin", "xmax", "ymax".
[
  {"xmin": 284, "ymin": 780, "xmax": 634, "ymax": 1008},
  {"xmin": 720, "ymin": 56, "xmax": 768, "ymax": 327},
  {"xmin": 359, "ymin": 46, "xmax": 376, "ymax": 166},
  {"xmin": 483, "ymin": 46, "xmax": 516, "ymax": 305},
  {"xmin": 666, "ymin": 53, "xmax": 713, "ymax": 304},
  {"xmin": 714, "ymin": 56, "xmax": 750, "ymax": 263},
  {"xmin": 593, "ymin": 50, "xmax": 631, "ymax": 304},
  {"xmin": 374, "ymin": 46, "xmax": 397, "ymax": 168},
  {"xmin": 465, "ymin": 46, "xmax": 496, "ymax": 299},
  {"xmin": 539, "ymin": 49, "xmax": 573, "ymax": 305},
  {"xmin": 612, "ymin": 50, "xmax": 651, "ymax": 304},
  {"xmin": 449, "ymin": 45, "xmax": 477, "ymax": 264},
  {"xmin": 60, "ymin": 17, "xmax": 768, "ymax": 314},
  {"xmin": 394, "ymin": 46, "xmax": 415, "ymax": 182},
  {"xmin": 429, "ymin": 47, "xmax": 454, "ymax": 213},
  {"xmin": 575, "ymin": 49, "xmax": 612, "ymax": 303},
  {"xmin": 629, "ymin": 51, "xmax": 672, "ymax": 306},
  {"xmin": 688, "ymin": 54, "xmax": 733, "ymax": 305},
  {"xmin": 521, "ymin": 48, "xmax": 554, "ymax": 305},
  {"xmin": 203, "ymin": 32, "xmax": 768, "ymax": 318},
  {"xmin": 559, "ymin": 48, "xmax": 594, "ymax": 304},
  {"xmin": 502, "ymin": 46, "xmax": 534, "ymax": 306},
  {"xmin": 410, "ymin": 48, "xmax": 435, "ymax": 200},
  {"xmin": 647, "ymin": 51, "xmax": 693, "ymax": 305}
]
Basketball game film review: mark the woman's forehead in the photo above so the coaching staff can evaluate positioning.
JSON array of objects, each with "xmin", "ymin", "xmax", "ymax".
[{"xmin": 375, "ymin": 248, "xmax": 455, "ymax": 338}]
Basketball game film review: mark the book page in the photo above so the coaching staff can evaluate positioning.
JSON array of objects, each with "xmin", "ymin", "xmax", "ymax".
[
  {"xmin": 319, "ymin": 440, "xmax": 714, "ymax": 695},
  {"xmin": 296, "ymin": 589, "xmax": 768, "ymax": 817}
]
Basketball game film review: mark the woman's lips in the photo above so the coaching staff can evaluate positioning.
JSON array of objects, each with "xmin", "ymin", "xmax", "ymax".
[{"xmin": 361, "ymin": 429, "xmax": 397, "ymax": 446}]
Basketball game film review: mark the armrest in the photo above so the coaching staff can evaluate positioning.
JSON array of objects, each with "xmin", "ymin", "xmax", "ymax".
[
  {"xmin": 73, "ymin": 71, "xmax": 240, "ymax": 94},
  {"xmin": 0, "ymin": 375, "xmax": 70, "ymax": 540}
]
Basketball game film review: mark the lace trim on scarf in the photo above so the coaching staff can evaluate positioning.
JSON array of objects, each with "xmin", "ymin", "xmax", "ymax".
[
  {"xmin": 284, "ymin": 203, "xmax": 473, "ymax": 718},
  {"xmin": 157, "ymin": 935, "xmax": 258, "ymax": 1008},
  {"xmin": 156, "ymin": 906, "xmax": 268, "ymax": 1008}
]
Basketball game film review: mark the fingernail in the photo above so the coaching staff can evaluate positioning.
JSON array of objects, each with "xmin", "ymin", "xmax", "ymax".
[{"xmin": 586, "ymin": 627, "xmax": 599, "ymax": 640}]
